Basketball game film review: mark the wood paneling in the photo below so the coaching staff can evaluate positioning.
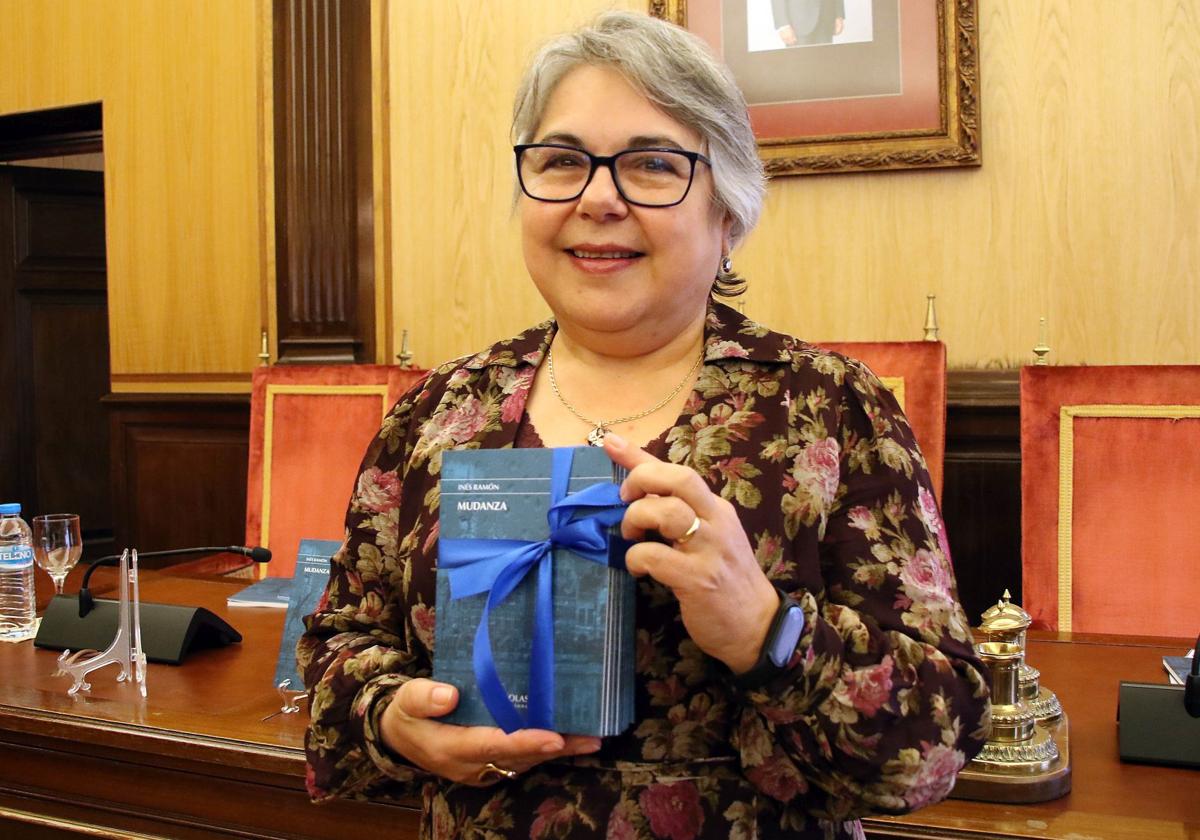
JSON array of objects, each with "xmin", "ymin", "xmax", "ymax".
[
  {"xmin": 273, "ymin": 0, "xmax": 375, "ymax": 364},
  {"xmin": 0, "ymin": 153, "xmax": 104, "ymax": 171},
  {"xmin": 107, "ymin": 395, "xmax": 249, "ymax": 559},
  {"xmin": 386, "ymin": 0, "xmax": 641, "ymax": 367},
  {"xmin": 0, "ymin": 167, "xmax": 111, "ymax": 561},
  {"xmin": 942, "ymin": 371, "xmax": 1022, "ymax": 624},
  {"xmin": 6, "ymin": 0, "xmax": 1190, "ymax": 381},
  {"xmin": 385, "ymin": 0, "xmax": 1199, "ymax": 371},
  {"xmin": 0, "ymin": 102, "xmax": 101, "ymax": 160},
  {"xmin": 0, "ymin": 0, "xmax": 265, "ymax": 384},
  {"xmin": 5, "ymin": 0, "xmax": 1195, "ymax": 384}
]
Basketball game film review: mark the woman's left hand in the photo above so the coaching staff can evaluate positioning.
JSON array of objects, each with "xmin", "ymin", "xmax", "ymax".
[{"xmin": 604, "ymin": 433, "xmax": 781, "ymax": 674}]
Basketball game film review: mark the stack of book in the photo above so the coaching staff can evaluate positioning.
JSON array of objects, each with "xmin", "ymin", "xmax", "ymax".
[
  {"xmin": 433, "ymin": 447, "xmax": 635, "ymax": 736},
  {"xmin": 273, "ymin": 539, "xmax": 340, "ymax": 691}
]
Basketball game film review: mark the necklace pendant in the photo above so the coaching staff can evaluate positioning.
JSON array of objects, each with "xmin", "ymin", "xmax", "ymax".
[{"xmin": 586, "ymin": 425, "xmax": 607, "ymax": 447}]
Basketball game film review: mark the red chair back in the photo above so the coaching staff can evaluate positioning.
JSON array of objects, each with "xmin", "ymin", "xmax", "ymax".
[
  {"xmin": 815, "ymin": 341, "xmax": 947, "ymax": 501},
  {"xmin": 245, "ymin": 365, "xmax": 426, "ymax": 576},
  {"xmin": 1020, "ymin": 365, "xmax": 1200, "ymax": 636}
]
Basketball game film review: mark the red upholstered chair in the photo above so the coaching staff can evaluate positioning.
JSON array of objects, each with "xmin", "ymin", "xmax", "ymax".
[
  {"xmin": 245, "ymin": 365, "xmax": 427, "ymax": 577},
  {"xmin": 1021, "ymin": 365, "xmax": 1200, "ymax": 636},
  {"xmin": 815, "ymin": 341, "xmax": 947, "ymax": 501}
]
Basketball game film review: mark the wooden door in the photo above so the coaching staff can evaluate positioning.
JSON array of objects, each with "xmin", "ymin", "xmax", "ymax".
[{"xmin": 0, "ymin": 166, "xmax": 110, "ymax": 559}]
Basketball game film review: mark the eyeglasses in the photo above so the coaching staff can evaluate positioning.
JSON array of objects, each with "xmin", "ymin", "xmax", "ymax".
[{"xmin": 514, "ymin": 143, "xmax": 712, "ymax": 208}]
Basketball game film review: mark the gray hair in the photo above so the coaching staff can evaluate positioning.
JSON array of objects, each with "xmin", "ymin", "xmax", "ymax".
[{"xmin": 512, "ymin": 11, "xmax": 766, "ymax": 295}]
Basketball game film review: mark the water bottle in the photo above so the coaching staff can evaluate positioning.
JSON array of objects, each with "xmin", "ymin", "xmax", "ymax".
[{"xmin": 0, "ymin": 502, "xmax": 36, "ymax": 641}]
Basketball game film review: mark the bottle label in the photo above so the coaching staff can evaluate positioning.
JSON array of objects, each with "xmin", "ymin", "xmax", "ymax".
[{"xmin": 0, "ymin": 545, "xmax": 33, "ymax": 568}]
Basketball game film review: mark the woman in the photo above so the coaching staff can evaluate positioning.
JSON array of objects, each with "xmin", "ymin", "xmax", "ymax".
[{"xmin": 299, "ymin": 11, "xmax": 989, "ymax": 839}]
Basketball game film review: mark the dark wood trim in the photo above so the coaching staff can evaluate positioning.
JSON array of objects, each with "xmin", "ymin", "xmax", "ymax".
[
  {"xmin": 944, "ymin": 368, "xmax": 1021, "ymax": 623},
  {"xmin": 273, "ymin": 0, "xmax": 375, "ymax": 364},
  {"xmin": 0, "ymin": 103, "xmax": 103, "ymax": 161},
  {"xmin": 948, "ymin": 368, "xmax": 1020, "ymax": 407},
  {"xmin": 102, "ymin": 394, "xmax": 252, "ymax": 408}
]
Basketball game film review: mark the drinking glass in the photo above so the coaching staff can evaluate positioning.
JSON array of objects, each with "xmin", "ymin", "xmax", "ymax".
[{"xmin": 32, "ymin": 513, "xmax": 82, "ymax": 595}]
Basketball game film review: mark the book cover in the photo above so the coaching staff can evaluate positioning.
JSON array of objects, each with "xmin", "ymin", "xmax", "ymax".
[
  {"xmin": 272, "ymin": 538, "xmax": 340, "ymax": 692},
  {"xmin": 226, "ymin": 576, "xmax": 292, "ymax": 608},
  {"xmin": 1163, "ymin": 651, "xmax": 1195, "ymax": 686},
  {"xmin": 433, "ymin": 447, "xmax": 635, "ymax": 736}
]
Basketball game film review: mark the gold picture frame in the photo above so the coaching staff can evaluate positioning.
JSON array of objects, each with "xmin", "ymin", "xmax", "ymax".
[{"xmin": 649, "ymin": 0, "xmax": 980, "ymax": 176}]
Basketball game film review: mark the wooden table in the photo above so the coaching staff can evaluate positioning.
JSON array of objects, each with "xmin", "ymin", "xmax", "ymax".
[
  {"xmin": 1, "ymin": 569, "xmax": 1196, "ymax": 839},
  {"xmin": 0, "ymin": 565, "xmax": 420, "ymax": 839},
  {"xmin": 864, "ymin": 632, "xmax": 1200, "ymax": 839}
]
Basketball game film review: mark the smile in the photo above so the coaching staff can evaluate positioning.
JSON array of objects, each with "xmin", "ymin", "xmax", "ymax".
[{"xmin": 567, "ymin": 249, "xmax": 643, "ymax": 259}]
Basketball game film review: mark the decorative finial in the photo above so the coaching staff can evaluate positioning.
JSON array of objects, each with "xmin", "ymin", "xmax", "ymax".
[
  {"xmin": 923, "ymin": 294, "xmax": 939, "ymax": 341},
  {"xmin": 396, "ymin": 329, "xmax": 414, "ymax": 368},
  {"xmin": 258, "ymin": 331, "xmax": 271, "ymax": 366},
  {"xmin": 1032, "ymin": 317, "xmax": 1051, "ymax": 365},
  {"xmin": 736, "ymin": 297, "xmax": 747, "ymax": 316}
]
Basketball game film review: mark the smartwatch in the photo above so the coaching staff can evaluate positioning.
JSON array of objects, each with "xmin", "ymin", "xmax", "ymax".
[{"xmin": 734, "ymin": 588, "xmax": 805, "ymax": 690}]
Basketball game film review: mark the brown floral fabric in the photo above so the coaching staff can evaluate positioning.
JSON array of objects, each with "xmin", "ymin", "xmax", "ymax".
[{"xmin": 299, "ymin": 301, "xmax": 990, "ymax": 839}]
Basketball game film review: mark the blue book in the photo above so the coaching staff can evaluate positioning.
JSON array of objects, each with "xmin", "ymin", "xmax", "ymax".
[
  {"xmin": 1163, "ymin": 652, "xmax": 1194, "ymax": 686},
  {"xmin": 433, "ymin": 447, "xmax": 635, "ymax": 736},
  {"xmin": 272, "ymin": 538, "xmax": 340, "ymax": 691},
  {"xmin": 226, "ymin": 576, "xmax": 292, "ymax": 608}
]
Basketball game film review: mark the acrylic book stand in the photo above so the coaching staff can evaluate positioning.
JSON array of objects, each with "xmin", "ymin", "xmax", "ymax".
[
  {"xmin": 260, "ymin": 680, "xmax": 307, "ymax": 721},
  {"xmin": 55, "ymin": 548, "xmax": 148, "ymax": 698}
]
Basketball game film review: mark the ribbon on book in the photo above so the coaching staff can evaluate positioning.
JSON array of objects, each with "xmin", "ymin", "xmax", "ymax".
[{"xmin": 438, "ymin": 447, "xmax": 626, "ymax": 733}]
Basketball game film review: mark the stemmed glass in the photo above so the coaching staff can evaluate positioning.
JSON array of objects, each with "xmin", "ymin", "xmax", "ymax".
[{"xmin": 32, "ymin": 514, "xmax": 82, "ymax": 596}]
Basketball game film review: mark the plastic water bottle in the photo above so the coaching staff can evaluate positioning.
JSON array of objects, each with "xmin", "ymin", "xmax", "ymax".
[{"xmin": 0, "ymin": 503, "xmax": 36, "ymax": 641}]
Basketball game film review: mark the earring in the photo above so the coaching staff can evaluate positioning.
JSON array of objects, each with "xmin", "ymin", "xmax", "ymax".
[{"xmin": 717, "ymin": 255, "xmax": 735, "ymax": 280}]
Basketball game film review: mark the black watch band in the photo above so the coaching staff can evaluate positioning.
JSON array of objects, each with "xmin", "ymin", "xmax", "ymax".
[{"xmin": 734, "ymin": 587, "xmax": 805, "ymax": 690}]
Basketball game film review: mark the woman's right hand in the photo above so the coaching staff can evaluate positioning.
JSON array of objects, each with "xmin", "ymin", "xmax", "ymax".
[{"xmin": 379, "ymin": 678, "xmax": 602, "ymax": 786}]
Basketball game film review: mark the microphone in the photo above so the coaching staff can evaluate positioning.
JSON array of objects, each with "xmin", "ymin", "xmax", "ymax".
[
  {"xmin": 1186, "ymin": 633, "xmax": 1200, "ymax": 719},
  {"xmin": 34, "ymin": 545, "xmax": 272, "ymax": 665},
  {"xmin": 77, "ymin": 545, "xmax": 272, "ymax": 617}
]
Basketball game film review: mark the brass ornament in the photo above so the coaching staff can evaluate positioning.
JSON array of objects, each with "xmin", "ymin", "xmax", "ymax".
[
  {"xmin": 396, "ymin": 328, "xmax": 415, "ymax": 368},
  {"xmin": 1033, "ymin": 317, "xmax": 1051, "ymax": 365},
  {"xmin": 258, "ymin": 331, "xmax": 271, "ymax": 366},
  {"xmin": 923, "ymin": 294, "xmax": 940, "ymax": 341},
  {"xmin": 950, "ymin": 590, "xmax": 1071, "ymax": 803}
]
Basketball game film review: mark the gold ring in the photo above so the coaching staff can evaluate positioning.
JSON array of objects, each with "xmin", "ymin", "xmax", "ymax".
[
  {"xmin": 675, "ymin": 515, "xmax": 701, "ymax": 545},
  {"xmin": 478, "ymin": 761, "xmax": 518, "ymax": 782}
]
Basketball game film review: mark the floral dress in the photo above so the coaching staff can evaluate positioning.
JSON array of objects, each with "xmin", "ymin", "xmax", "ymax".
[{"xmin": 298, "ymin": 301, "xmax": 990, "ymax": 839}]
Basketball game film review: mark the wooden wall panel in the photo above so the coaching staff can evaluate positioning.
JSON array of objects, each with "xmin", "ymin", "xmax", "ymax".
[
  {"xmin": 107, "ymin": 396, "xmax": 249, "ymax": 560},
  {"xmin": 0, "ymin": 0, "xmax": 265, "ymax": 387},
  {"xmin": 0, "ymin": 153, "xmax": 104, "ymax": 171},
  {"xmin": 386, "ymin": 0, "xmax": 642, "ymax": 366},
  {"xmin": 0, "ymin": 167, "xmax": 112, "ymax": 561},
  {"xmin": 941, "ymin": 373, "xmax": 1023, "ymax": 624},
  {"xmin": 273, "ymin": 0, "xmax": 375, "ymax": 364},
  {"xmin": 386, "ymin": 0, "xmax": 1199, "ymax": 370}
]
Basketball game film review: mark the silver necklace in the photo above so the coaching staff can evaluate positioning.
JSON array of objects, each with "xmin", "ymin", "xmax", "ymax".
[{"xmin": 546, "ymin": 345, "xmax": 704, "ymax": 446}]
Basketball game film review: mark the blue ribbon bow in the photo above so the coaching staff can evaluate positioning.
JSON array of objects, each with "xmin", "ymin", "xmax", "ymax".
[{"xmin": 438, "ymin": 447, "xmax": 626, "ymax": 732}]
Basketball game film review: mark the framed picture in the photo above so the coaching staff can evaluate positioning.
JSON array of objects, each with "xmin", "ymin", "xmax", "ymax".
[{"xmin": 648, "ymin": 0, "xmax": 980, "ymax": 176}]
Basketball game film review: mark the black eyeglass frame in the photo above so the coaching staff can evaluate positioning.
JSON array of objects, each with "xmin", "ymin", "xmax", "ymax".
[{"xmin": 513, "ymin": 143, "xmax": 713, "ymax": 208}]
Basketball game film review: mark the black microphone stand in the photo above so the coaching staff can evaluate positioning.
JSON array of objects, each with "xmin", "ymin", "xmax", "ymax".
[
  {"xmin": 34, "ymin": 545, "xmax": 273, "ymax": 665},
  {"xmin": 78, "ymin": 546, "xmax": 272, "ymax": 617}
]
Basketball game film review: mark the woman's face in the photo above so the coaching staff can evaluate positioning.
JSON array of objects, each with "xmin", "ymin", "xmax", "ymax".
[{"xmin": 520, "ymin": 64, "xmax": 731, "ymax": 350}]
